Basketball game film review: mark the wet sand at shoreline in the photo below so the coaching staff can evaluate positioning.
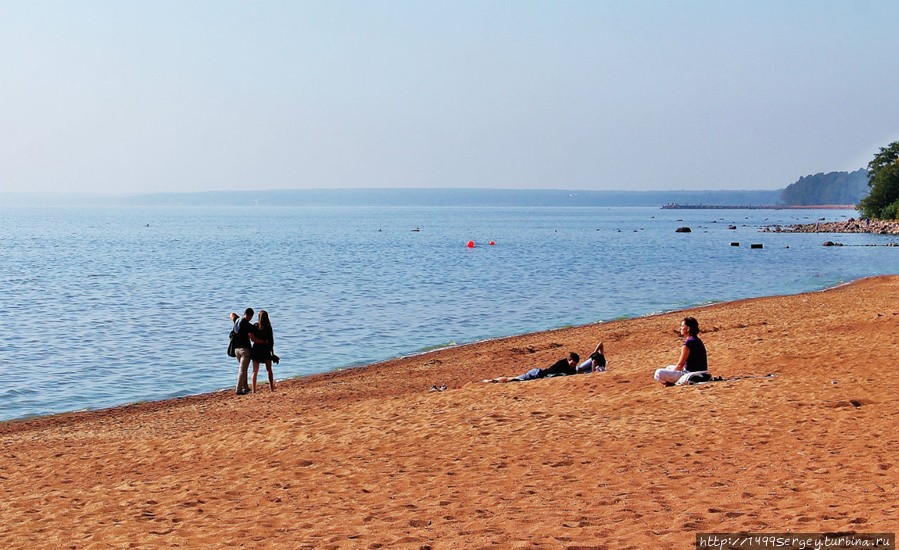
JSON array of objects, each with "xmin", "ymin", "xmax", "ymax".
[{"xmin": 2, "ymin": 276, "xmax": 897, "ymax": 549}]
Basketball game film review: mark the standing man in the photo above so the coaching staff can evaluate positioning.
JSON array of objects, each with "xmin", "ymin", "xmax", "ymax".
[{"xmin": 230, "ymin": 308, "xmax": 262, "ymax": 395}]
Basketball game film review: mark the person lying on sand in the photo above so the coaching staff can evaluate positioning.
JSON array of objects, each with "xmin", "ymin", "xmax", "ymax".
[
  {"xmin": 575, "ymin": 341, "xmax": 606, "ymax": 373},
  {"xmin": 482, "ymin": 352, "xmax": 579, "ymax": 383},
  {"xmin": 653, "ymin": 316, "xmax": 710, "ymax": 386}
]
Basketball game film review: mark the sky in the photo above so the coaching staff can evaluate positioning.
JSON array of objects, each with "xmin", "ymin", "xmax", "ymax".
[{"xmin": 1, "ymin": 0, "xmax": 897, "ymax": 195}]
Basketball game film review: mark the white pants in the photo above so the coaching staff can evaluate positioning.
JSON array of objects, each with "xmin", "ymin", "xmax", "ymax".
[
  {"xmin": 576, "ymin": 357, "xmax": 605, "ymax": 373},
  {"xmin": 654, "ymin": 365, "xmax": 684, "ymax": 384}
]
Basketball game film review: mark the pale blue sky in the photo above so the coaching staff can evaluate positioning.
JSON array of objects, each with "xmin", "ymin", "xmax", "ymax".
[{"xmin": 1, "ymin": 0, "xmax": 896, "ymax": 195}]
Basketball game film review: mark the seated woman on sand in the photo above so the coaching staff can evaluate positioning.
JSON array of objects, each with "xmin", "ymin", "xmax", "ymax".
[{"xmin": 654, "ymin": 316, "xmax": 710, "ymax": 386}]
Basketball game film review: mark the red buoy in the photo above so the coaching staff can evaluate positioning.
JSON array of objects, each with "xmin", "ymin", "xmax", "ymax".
[
  {"xmin": 466, "ymin": 240, "xmax": 475, "ymax": 248},
  {"xmin": 489, "ymin": 241, "xmax": 495, "ymax": 245}
]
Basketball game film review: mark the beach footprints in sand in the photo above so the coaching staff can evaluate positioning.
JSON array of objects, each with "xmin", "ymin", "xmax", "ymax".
[
  {"xmin": 509, "ymin": 342, "xmax": 563, "ymax": 355},
  {"xmin": 824, "ymin": 398, "xmax": 870, "ymax": 409},
  {"xmin": 708, "ymin": 507, "xmax": 746, "ymax": 519}
]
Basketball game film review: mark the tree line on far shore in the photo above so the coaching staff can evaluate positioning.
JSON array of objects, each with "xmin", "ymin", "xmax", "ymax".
[
  {"xmin": 781, "ymin": 141, "xmax": 899, "ymax": 221},
  {"xmin": 780, "ymin": 168, "xmax": 868, "ymax": 207}
]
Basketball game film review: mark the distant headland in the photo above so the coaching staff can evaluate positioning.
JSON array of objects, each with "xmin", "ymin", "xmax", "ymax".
[
  {"xmin": 2, "ymin": 188, "xmax": 786, "ymax": 208},
  {"xmin": 0, "ymin": 169, "xmax": 868, "ymax": 208}
]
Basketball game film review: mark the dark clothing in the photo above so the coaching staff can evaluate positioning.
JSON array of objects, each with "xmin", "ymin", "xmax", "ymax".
[
  {"xmin": 251, "ymin": 340, "xmax": 274, "ymax": 362},
  {"xmin": 232, "ymin": 318, "xmax": 257, "ymax": 349},
  {"xmin": 514, "ymin": 358, "xmax": 576, "ymax": 381},
  {"xmin": 251, "ymin": 323, "xmax": 275, "ymax": 363},
  {"xmin": 538, "ymin": 358, "xmax": 576, "ymax": 378},
  {"xmin": 683, "ymin": 336, "xmax": 707, "ymax": 372}
]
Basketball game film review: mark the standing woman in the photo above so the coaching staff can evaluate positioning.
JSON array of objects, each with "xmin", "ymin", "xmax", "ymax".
[
  {"xmin": 654, "ymin": 316, "xmax": 708, "ymax": 386},
  {"xmin": 251, "ymin": 310, "xmax": 277, "ymax": 392}
]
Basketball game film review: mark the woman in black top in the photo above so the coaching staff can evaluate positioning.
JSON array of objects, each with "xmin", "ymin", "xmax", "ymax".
[
  {"xmin": 654, "ymin": 316, "xmax": 709, "ymax": 385},
  {"xmin": 251, "ymin": 310, "xmax": 277, "ymax": 392}
]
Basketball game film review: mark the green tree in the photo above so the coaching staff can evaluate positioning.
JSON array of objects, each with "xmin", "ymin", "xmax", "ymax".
[
  {"xmin": 858, "ymin": 141, "xmax": 899, "ymax": 219},
  {"xmin": 781, "ymin": 169, "xmax": 868, "ymax": 206}
]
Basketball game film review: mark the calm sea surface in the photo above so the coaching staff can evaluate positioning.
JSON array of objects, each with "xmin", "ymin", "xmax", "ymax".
[{"xmin": 2, "ymin": 205, "xmax": 896, "ymax": 421}]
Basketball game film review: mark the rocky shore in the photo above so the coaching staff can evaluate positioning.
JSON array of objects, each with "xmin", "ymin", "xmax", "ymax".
[{"xmin": 764, "ymin": 217, "xmax": 899, "ymax": 235}]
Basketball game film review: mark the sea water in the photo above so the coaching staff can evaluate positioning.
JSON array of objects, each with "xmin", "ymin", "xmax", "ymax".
[{"xmin": 1, "ymin": 205, "xmax": 896, "ymax": 421}]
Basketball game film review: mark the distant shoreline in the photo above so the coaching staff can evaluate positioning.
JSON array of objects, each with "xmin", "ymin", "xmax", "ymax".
[
  {"xmin": 661, "ymin": 203, "xmax": 856, "ymax": 210},
  {"xmin": 1, "ymin": 188, "xmax": 785, "ymax": 208}
]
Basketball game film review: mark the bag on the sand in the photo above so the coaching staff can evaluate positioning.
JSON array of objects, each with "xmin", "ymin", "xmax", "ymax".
[{"xmin": 676, "ymin": 371, "xmax": 712, "ymax": 385}]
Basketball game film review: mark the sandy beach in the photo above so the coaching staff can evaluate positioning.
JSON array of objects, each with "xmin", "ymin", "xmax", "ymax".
[{"xmin": 2, "ymin": 276, "xmax": 897, "ymax": 549}]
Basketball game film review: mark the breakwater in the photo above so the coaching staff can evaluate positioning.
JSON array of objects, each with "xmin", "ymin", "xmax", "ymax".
[
  {"xmin": 662, "ymin": 203, "xmax": 856, "ymax": 210},
  {"xmin": 763, "ymin": 218, "xmax": 899, "ymax": 235}
]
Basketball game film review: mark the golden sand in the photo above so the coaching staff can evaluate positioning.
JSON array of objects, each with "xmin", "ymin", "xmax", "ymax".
[{"xmin": 2, "ymin": 276, "xmax": 897, "ymax": 549}]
